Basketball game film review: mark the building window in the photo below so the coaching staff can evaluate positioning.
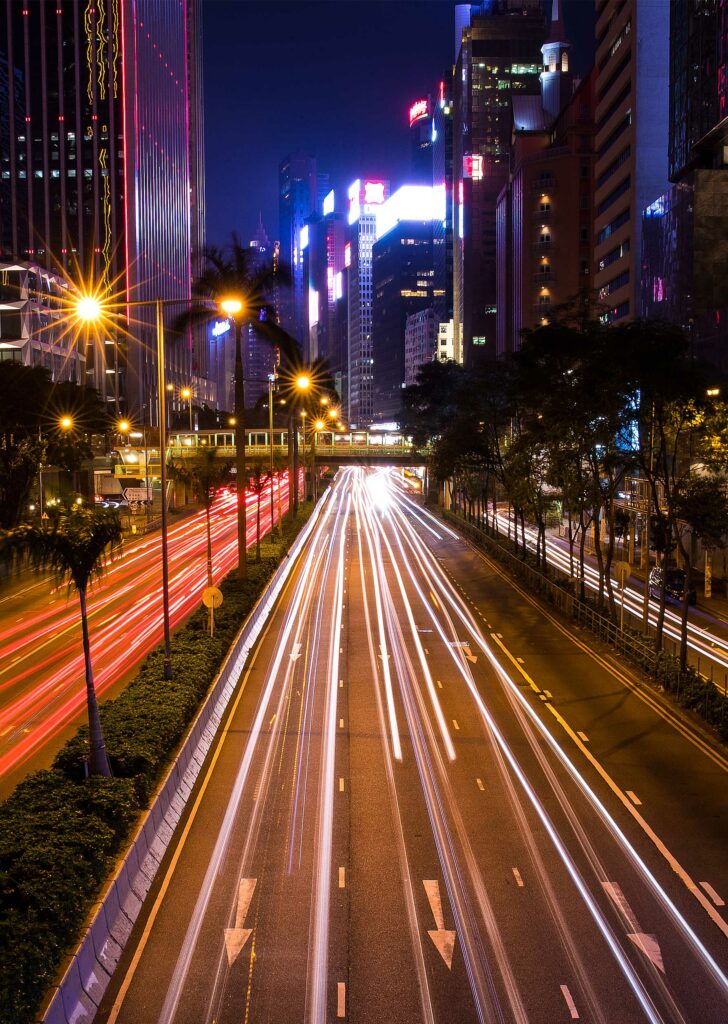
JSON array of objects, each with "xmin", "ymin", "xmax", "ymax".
[
  {"xmin": 599, "ymin": 269, "xmax": 629, "ymax": 298},
  {"xmin": 596, "ymin": 207, "xmax": 630, "ymax": 245},
  {"xmin": 596, "ymin": 175, "xmax": 630, "ymax": 216},
  {"xmin": 598, "ymin": 239, "xmax": 630, "ymax": 270},
  {"xmin": 601, "ymin": 299, "xmax": 629, "ymax": 323}
]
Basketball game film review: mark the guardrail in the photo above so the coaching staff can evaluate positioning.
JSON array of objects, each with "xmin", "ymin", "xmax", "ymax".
[{"xmin": 40, "ymin": 492, "xmax": 330, "ymax": 1024}]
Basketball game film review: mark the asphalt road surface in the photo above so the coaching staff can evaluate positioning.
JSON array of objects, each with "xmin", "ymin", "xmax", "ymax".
[
  {"xmin": 0, "ymin": 476, "xmax": 290, "ymax": 798},
  {"xmin": 98, "ymin": 467, "xmax": 728, "ymax": 1024}
]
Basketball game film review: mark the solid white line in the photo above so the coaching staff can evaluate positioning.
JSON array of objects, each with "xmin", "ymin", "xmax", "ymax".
[
  {"xmin": 337, "ymin": 981, "xmax": 346, "ymax": 1017},
  {"xmin": 700, "ymin": 882, "xmax": 725, "ymax": 907},
  {"xmin": 626, "ymin": 790, "xmax": 642, "ymax": 806},
  {"xmin": 476, "ymin": 778, "xmax": 485, "ymax": 791},
  {"xmin": 560, "ymin": 984, "xmax": 579, "ymax": 1019},
  {"xmin": 512, "ymin": 868, "xmax": 524, "ymax": 888}
]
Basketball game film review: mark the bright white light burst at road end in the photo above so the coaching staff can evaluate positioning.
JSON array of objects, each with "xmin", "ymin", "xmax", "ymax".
[{"xmin": 366, "ymin": 472, "xmax": 390, "ymax": 512}]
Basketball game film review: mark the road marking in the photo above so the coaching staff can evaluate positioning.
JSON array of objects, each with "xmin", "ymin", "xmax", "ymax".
[
  {"xmin": 496, "ymin": 632, "xmax": 503, "ymax": 638},
  {"xmin": 516, "ymin": 657, "xmax": 525, "ymax": 664},
  {"xmin": 423, "ymin": 879, "xmax": 456, "ymax": 970},
  {"xmin": 490, "ymin": 635, "xmax": 540, "ymax": 694},
  {"xmin": 577, "ymin": 731, "xmax": 589, "ymax": 742},
  {"xmin": 463, "ymin": 644, "xmax": 477, "ymax": 664},
  {"xmin": 700, "ymin": 882, "xmax": 725, "ymax": 907},
  {"xmin": 224, "ymin": 878, "xmax": 256, "ymax": 966},
  {"xmin": 539, "ymin": 694, "xmax": 547, "ymax": 701},
  {"xmin": 476, "ymin": 777, "xmax": 485, "ymax": 791},
  {"xmin": 603, "ymin": 882, "xmax": 665, "ymax": 973},
  {"xmin": 490, "ymin": 630, "xmax": 728, "ymax": 941},
  {"xmin": 452, "ymin": 719, "xmax": 460, "ymax": 731},
  {"xmin": 339, "ymin": 647, "xmax": 343, "ymax": 653},
  {"xmin": 339, "ymin": 679, "xmax": 343, "ymax": 688},
  {"xmin": 289, "ymin": 642, "xmax": 302, "ymax": 662},
  {"xmin": 560, "ymin": 984, "xmax": 579, "ymax": 1019},
  {"xmin": 339, "ymin": 718, "xmax": 344, "ymax": 729},
  {"xmin": 339, "ymin": 777, "xmax": 344, "ymax": 792},
  {"xmin": 268, "ymin": 714, "xmax": 276, "ymax": 727},
  {"xmin": 512, "ymin": 868, "xmax": 524, "ymax": 887},
  {"xmin": 543, "ymin": 689, "xmax": 553, "ymax": 699},
  {"xmin": 626, "ymin": 790, "xmax": 641, "ymax": 806},
  {"xmin": 0, "ymin": 725, "xmax": 13, "ymax": 737},
  {"xmin": 337, "ymin": 982, "xmax": 346, "ymax": 1017},
  {"xmin": 338, "ymin": 866, "xmax": 345, "ymax": 889},
  {"xmin": 437, "ymin": 679, "xmax": 443, "ymax": 689}
]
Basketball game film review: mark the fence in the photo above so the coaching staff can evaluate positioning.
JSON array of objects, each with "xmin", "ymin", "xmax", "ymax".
[{"xmin": 40, "ymin": 491, "xmax": 329, "ymax": 1024}]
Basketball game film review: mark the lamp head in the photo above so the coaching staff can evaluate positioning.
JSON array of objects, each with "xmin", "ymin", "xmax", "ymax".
[
  {"xmin": 75, "ymin": 295, "xmax": 102, "ymax": 322},
  {"xmin": 220, "ymin": 297, "xmax": 243, "ymax": 316}
]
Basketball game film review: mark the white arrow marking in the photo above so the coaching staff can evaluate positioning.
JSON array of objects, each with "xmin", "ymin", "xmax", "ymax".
[
  {"xmin": 289, "ymin": 642, "xmax": 302, "ymax": 661},
  {"xmin": 378, "ymin": 644, "xmax": 390, "ymax": 661},
  {"xmin": 603, "ymin": 882, "xmax": 664, "ymax": 974},
  {"xmin": 627, "ymin": 932, "xmax": 665, "ymax": 974},
  {"xmin": 423, "ymin": 879, "xmax": 456, "ymax": 969},
  {"xmin": 463, "ymin": 645, "xmax": 477, "ymax": 664},
  {"xmin": 224, "ymin": 878, "xmax": 256, "ymax": 966}
]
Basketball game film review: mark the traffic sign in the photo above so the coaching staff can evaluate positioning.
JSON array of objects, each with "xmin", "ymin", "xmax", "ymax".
[{"xmin": 202, "ymin": 586, "xmax": 223, "ymax": 609}]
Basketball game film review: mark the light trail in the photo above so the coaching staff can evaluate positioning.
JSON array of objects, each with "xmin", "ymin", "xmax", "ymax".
[{"xmin": 0, "ymin": 474, "xmax": 295, "ymax": 788}]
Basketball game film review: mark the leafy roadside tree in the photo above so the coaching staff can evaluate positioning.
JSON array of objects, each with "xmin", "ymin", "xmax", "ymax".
[
  {"xmin": 0, "ymin": 364, "xmax": 110, "ymax": 527},
  {"xmin": 673, "ymin": 472, "xmax": 728, "ymax": 669},
  {"xmin": 174, "ymin": 235, "xmax": 300, "ymax": 580},
  {"xmin": 0, "ymin": 509, "xmax": 123, "ymax": 775},
  {"xmin": 169, "ymin": 449, "xmax": 233, "ymax": 631},
  {"xmin": 247, "ymin": 460, "xmax": 270, "ymax": 562}
]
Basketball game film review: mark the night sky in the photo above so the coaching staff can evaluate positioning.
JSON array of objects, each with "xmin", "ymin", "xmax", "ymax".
[{"xmin": 202, "ymin": 1, "xmax": 595, "ymax": 249}]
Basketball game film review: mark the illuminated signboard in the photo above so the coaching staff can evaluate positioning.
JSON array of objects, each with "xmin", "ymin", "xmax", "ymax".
[
  {"xmin": 211, "ymin": 319, "xmax": 231, "ymax": 338},
  {"xmin": 309, "ymin": 287, "xmax": 319, "ymax": 326},
  {"xmin": 409, "ymin": 98, "xmax": 429, "ymax": 126},
  {"xmin": 323, "ymin": 189, "xmax": 335, "ymax": 217},
  {"xmin": 300, "ymin": 224, "xmax": 309, "ymax": 250},
  {"xmin": 363, "ymin": 180, "xmax": 386, "ymax": 205},
  {"xmin": 344, "ymin": 242, "xmax": 352, "ymax": 268},
  {"xmin": 463, "ymin": 154, "xmax": 483, "ymax": 180},
  {"xmin": 375, "ymin": 183, "xmax": 447, "ymax": 241},
  {"xmin": 335, "ymin": 271, "xmax": 343, "ymax": 301}
]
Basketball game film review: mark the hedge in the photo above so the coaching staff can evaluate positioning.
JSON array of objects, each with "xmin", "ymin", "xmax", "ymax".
[{"xmin": 0, "ymin": 505, "xmax": 312, "ymax": 1024}]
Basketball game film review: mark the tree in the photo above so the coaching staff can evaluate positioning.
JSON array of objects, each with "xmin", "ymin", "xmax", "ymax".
[
  {"xmin": 0, "ymin": 509, "xmax": 123, "ymax": 775},
  {"xmin": 0, "ymin": 363, "xmax": 110, "ymax": 527},
  {"xmin": 168, "ymin": 449, "xmax": 233, "ymax": 631},
  {"xmin": 175, "ymin": 235, "xmax": 300, "ymax": 581},
  {"xmin": 247, "ymin": 460, "xmax": 270, "ymax": 562}
]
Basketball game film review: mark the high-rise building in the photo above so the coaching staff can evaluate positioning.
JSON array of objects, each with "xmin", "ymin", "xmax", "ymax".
[
  {"xmin": 495, "ymin": 3, "xmax": 596, "ymax": 356},
  {"xmin": 302, "ymin": 190, "xmax": 347, "ymax": 395},
  {"xmin": 453, "ymin": 0, "xmax": 545, "ymax": 366},
  {"xmin": 641, "ymin": 0, "xmax": 728, "ymax": 371},
  {"xmin": 345, "ymin": 177, "xmax": 389, "ymax": 426},
  {"xmin": 0, "ymin": 0, "xmax": 206, "ymax": 421},
  {"xmin": 404, "ymin": 307, "xmax": 440, "ymax": 387},
  {"xmin": 593, "ymin": 0, "xmax": 669, "ymax": 325},
  {"xmin": 371, "ymin": 184, "xmax": 445, "ymax": 424},
  {"xmin": 409, "ymin": 95, "xmax": 434, "ymax": 183},
  {"xmin": 279, "ymin": 152, "xmax": 317, "ymax": 350},
  {"xmin": 432, "ymin": 78, "xmax": 455, "ymax": 334}
]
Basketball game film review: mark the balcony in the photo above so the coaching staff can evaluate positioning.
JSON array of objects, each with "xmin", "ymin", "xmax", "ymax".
[
  {"xmin": 532, "ymin": 207, "xmax": 555, "ymax": 223},
  {"xmin": 532, "ymin": 178, "xmax": 557, "ymax": 193},
  {"xmin": 533, "ymin": 238, "xmax": 553, "ymax": 253},
  {"xmin": 533, "ymin": 269, "xmax": 555, "ymax": 284}
]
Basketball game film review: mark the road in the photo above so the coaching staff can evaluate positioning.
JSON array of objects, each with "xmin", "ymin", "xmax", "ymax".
[
  {"xmin": 97, "ymin": 467, "xmax": 727, "ymax": 1024},
  {"xmin": 491, "ymin": 511, "xmax": 728, "ymax": 689},
  {"xmin": 0, "ymin": 475, "xmax": 291, "ymax": 798}
]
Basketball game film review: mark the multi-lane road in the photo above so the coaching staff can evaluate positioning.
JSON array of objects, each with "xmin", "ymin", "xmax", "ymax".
[
  {"xmin": 97, "ymin": 467, "xmax": 728, "ymax": 1024},
  {"xmin": 0, "ymin": 477, "xmax": 290, "ymax": 798}
]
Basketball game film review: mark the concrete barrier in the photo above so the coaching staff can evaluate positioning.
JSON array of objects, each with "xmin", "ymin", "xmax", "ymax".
[{"xmin": 40, "ymin": 495, "xmax": 328, "ymax": 1023}]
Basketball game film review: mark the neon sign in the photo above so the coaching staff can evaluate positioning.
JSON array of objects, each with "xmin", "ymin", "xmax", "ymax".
[
  {"xmin": 363, "ymin": 180, "xmax": 386, "ymax": 205},
  {"xmin": 344, "ymin": 242, "xmax": 352, "ymax": 268},
  {"xmin": 409, "ymin": 98, "xmax": 429, "ymax": 125},
  {"xmin": 323, "ymin": 189, "xmax": 335, "ymax": 216},
  {"xmin": 211, "ymin": 319, "xmax": 231, "ymax": 337},
  {"xmin": 463, "ymin": 154, "xmax": 483, "ymax": 180}
]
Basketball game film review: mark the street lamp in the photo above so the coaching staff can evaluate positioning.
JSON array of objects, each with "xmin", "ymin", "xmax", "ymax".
[
  {"xmin": 59, "ymin": 415, "xmax": 73, "ymax": 431},
  {"xmin": 180, "ymin": 387, "xmax": 193, "ymax": 432},
  {"xmin": 312, "ymin": 419, "xmax": 325, "ymax": 503},
  {"xmin": 73, "ymin": 291, "xmax": 184, "ymax": 680}
]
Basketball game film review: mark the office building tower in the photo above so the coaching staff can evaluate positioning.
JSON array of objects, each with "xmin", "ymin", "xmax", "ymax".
[
  {"xmin": 404, "ymin": 307, "xmax": 440, "ymax": 387},
  {"xmin": 345, "ymin": 178, "xmax": 389, "ymax": 426},
  {"xmin": 593, "ymin": 0, "xmax": 669, "ymax": 325},
  {"xmin": 642, "ymin": 0, "xmax": 728, "ymax": 371},
  {"xmin": 371, "ymin": 184, "xmax": 445, "ymax": 423},
  {"xmin": 409, "ymin": 95, "xmax": 434, "ymax": 183},
  {"xmin": 279, "ymin": 152, "xmax": 318, "ymax": 350},
  {"xmin": 302, "ymin": 190, "xmax": 347, "ymax": 393},
  {"xmin": 496, "ymin": 4, "xmax": 595, "ymax": 356},
  {"xmin": 0, "ymin": 0, "xmax": 206, "ymax": 421},
  {"xmin": 453, "ymin": 0, "xmax": 545, "ymax": 366}
]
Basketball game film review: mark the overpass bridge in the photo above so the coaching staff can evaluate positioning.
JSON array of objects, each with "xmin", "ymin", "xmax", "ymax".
[{"xmin": 111, "ymin": 428, "xmax": 428, "ymax": 478}]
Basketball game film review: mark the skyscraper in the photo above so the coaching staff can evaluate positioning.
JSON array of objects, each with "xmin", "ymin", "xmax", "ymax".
[
  {"xmin": 593, "ymin": 0, "xmax": 669, "ymax": 325},
  {"xmin": 278, "ymin": 152, "xmax": 317, "ymax": 351},
  {"xmin": 453, "ymin": 0, "xmax": 545, "ymax": 366},
  {"xmin": 371, "ymin": 184, "xmax": 445, "ymax": 423},
  {"xmin": 302, "ymin": 189, "xmax": 347, "ymax": 394},
  {"xmin": 345, "ymin": 177, "xmax": 389, "ymax": 426},
  {"xmin": 0, "ymin": 0, "xmax": 206, "ymax": 421},
  {"xmin": 641, "ymin": 0, "xmax": 728, "ymax": 371}
]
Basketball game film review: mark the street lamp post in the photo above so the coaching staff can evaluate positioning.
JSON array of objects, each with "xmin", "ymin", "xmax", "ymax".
[
  {"xmin": 181, "ymin": 387, "xmax": 193, "ymax": 432},
  {"xmin": 267, "ymin": 372, "xmax": 281, "ymax": 536}
]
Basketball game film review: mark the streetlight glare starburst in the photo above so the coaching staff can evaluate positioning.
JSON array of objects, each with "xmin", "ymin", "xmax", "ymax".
[
  {"xmin": 220, "ymin": 297, "xmax": 243, "ymax": 316},
  {"xmin": 76, "ymin": 295, "xmax": 103, "ymax": 322}
]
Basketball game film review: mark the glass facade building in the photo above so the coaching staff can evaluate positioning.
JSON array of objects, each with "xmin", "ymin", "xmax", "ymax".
[{"xmin": 0, "ymin": 0, "xmax": 206, "ymax": 420}]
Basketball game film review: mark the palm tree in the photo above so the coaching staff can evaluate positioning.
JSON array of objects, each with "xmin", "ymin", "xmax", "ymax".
[
  {"xmin": 174, "ymin": 236, "xmax": 300, "ymax": 580},
  {"xmin": 247, "ymin": 460, "xmax": 271, "ymax": 562},
  {"xmin": 169, "ymin": 448, "xmax": 233, "ymax": 630},
  {"xmin": 0, "ymin": 508, "xmax": 123, "ymax": 776}
]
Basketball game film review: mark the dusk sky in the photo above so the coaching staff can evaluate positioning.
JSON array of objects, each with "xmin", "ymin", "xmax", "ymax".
[{"xmin": 202, "ymin": 1, "xmax": 595, "ymax": 248}]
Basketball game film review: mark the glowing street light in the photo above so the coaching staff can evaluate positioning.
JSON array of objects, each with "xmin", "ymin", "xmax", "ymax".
[
  {"xmin": 75, "ymin": 295, "xmax": 103, "ymax": 322},
  {"xmin": 180, "ymin": 387, "xmax": 194, "ymax": 431},
  {"xmin": 314, "ymin": 419, "xmax": 325, "ymax": 431},
  {"xmin": 59, "ymin": 415, "xmax": 73, "ymax": 431},
  {"xmin": 220, "ymin": 297, "xmax": 243, "ymax": 316},
  {"xmin": 295, "ymin": 374, "xmax": 311, "ymax": 391}
]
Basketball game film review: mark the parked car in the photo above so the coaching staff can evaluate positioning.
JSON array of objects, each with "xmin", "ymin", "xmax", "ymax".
[{"xmin": 648, "ymin": 566, "xmax": 697, "ymax": 605}]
